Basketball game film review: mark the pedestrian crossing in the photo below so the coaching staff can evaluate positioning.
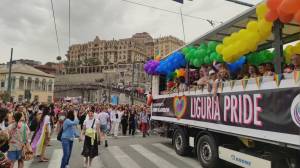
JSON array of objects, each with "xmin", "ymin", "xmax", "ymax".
[
  {"xmin": 108, "ymin": 146, "xmax": 140, "ymax": 168},
  {"xmin": 102, "ymin": 143, "xmax": 201, "ymax": 168},
  {"xmin": 15, "ymin": 141, "xmax": 201, "ymax": 168},
  {"xmin": 131, "ymin": 144, "xmax": 178, "ymax": 168}
]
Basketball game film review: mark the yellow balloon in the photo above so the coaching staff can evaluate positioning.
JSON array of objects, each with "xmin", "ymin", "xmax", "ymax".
[
  {"xmin": 230, "ymin": 32, "xmax": 239, "ymax": 42},
  {"xmin": 223, "ymin": 36, "xmax": 233, "ymax": 45},
  {"xmin": 247, "ymin": 21, "xmax": 259, "ymax": 32},
  {"xmin": 285, "ymin": 45, "xmax": 293, "ymax": 56},
  {"xmin": 295, "ymin": 42, "xmax": 300, "ymax": 49},
  {"xmin": 216, "ymin": 44, "xmax": 224, "ymax": 54},
  {"xmin": 221, "ymin": 46, "xmax": 231, "ymax": 58},
  {"xmin": 256, "ymin": 3, "xmax": 268, "ymax": 20},
  {"xmin": 292, "ymin": 45, "xmax": 300, "ymax": 54}
]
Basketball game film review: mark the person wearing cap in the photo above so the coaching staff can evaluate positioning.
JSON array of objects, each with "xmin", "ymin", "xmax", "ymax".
[
  {"xmin": 208, "ymin": 70, "xmax": 218, "ymax": 94},
  {"xmin": 291, "ymin": 54, "xmax": 300, "ymax": 71}
]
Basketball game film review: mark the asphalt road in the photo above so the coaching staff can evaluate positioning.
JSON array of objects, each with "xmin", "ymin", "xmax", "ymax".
[{"xmin": 17, "ymin": 134, "xmax": 238, "ymax": 168}]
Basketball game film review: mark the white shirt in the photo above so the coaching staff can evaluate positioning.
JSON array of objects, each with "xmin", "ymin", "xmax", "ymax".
[
  {"xmin": 98, "ymin": 112, "xmax": 109, "ymax": 125},
  {"xmin": 84, "ymin": 118, "xmax": 99, "ymax": 131},
  {"xmin": 0, "ymin": 121, "xmax": 7, "ymax": 131},
  {"xmin": 44, "ymin": 115, "xmax": 51, "ymax": 134},
  {"xmin": 110, "ymin": 110, "xmax": 123, "ymax": 123}
]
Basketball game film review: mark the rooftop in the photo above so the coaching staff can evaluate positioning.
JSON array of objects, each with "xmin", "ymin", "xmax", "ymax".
[{"xmin": 0, "ymin": 63, "xmax": 55, "ymax": 78}]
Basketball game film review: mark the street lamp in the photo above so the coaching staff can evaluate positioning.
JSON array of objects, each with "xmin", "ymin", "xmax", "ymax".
[{"xmin": 56, "ymin": 56, "xmax": 62, "ymax": 74}]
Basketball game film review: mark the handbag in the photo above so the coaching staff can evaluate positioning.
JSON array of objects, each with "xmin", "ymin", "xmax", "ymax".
[
  {"xmin": 21, "ymin": 124, "xmax": 33, "ymax": 161},
  {"xmin": 57, "ymin": 126, "xmax": 63, "ymax": 141}
]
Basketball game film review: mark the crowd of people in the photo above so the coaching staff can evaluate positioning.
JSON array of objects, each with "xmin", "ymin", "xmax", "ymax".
[
  {"xmin": 161, "ymin": 54, "xmax": 300, "ymax": 95},
  {"xmin": 0, "ymin": 101, "xmax": 151, "ymax": 168}
]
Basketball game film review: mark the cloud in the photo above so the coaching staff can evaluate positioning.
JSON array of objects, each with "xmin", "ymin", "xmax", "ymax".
[{"xmin": 0, "ymin": 0, "xmax": 258, "ymax": 63}]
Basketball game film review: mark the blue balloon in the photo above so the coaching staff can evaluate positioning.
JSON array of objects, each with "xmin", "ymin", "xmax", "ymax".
[{"xmin": 227, "ymin": 56, "xmax": 246, "ymax": 73}]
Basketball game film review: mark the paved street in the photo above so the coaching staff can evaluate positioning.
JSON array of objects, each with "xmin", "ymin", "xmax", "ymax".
[
  {"xmin": 18, "ymin": 134, "xmax": 204, "ymax": 168},
  {"xmin": 18, "ymin": 133, "xmax": 240, "ymax": 168}
]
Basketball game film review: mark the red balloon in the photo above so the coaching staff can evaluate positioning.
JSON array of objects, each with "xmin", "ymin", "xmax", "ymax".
[
  {"xmin": 279, "ymin": 0, "xmax": 300, "ymax": 14},
  {"xmin": 266, "ymin": 10, "xmax": 279, "ymax": 22},
  {"xmin": 267, "ymin": 0, "xmax": 283, "ymax": 10},
  {"xmin": 279, "ymin": 13, "xmax": 294, "ymax": 23},
  {"xmin": 295, "ymin": 10, "xmax": 300, "ymax": 24}
]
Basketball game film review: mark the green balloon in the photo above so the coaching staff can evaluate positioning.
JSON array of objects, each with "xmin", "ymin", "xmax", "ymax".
[
  {"xmin": 208, "ymin": 41, "xmax": 218, "ymax": 51},
  {"xmin": 199, "ymin": 43, "xmax": 207, "ymax": 50},
  {"xmin": 182, "ymin": 47, "xmax": 189, "ymax": 55},
  {"xmin": 198, "ymin": 49, "xmax": 206, "ymax": 58},
  {"xmin": 204, "ymin": 57, "xmax": 210, "ymax": 64},
  {"xmin": 209, "ymin": 53, "xmax": 216, "ymax": 61},
  {"xmin": 193, "ymin": 58, "xmax": 201, "ymax": 67}
]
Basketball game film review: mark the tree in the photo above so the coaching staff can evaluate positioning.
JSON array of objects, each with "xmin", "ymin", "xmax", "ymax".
[
  {"xmin": 76, "ymin": 60, "xmax": 82, "ymax": 66},
  {"xmin": 94, "ymin": 58, "xmax": 101, "ymax": 65},
  {"xmin": 63, "ymin": 61, "xmax": 70, "ymax": 67},
  {"xmin": 0, "ymin": 91, "xmax": 10, "ymax": 103},
  {"xmin": 83, "ymin": 58, "xmax": 89, "ymax": 66}
]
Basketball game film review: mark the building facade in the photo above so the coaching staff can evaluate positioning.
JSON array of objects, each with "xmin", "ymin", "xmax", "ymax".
[
  {"xmin": 56, "ymin": 33, "xmax": 184, "ymax": 101},
  {"xmin": 0, "ymin": 64, "xmax": 55, "ymax": 103},
  {"xmin": 154, "ymin": 36, "xmax": 185, "ymax": 58},
  {"xmin": 65, "ymin": 33, "xmax": 184, "ymax": 74}
]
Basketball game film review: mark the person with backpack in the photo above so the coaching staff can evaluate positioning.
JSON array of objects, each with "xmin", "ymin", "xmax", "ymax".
[
  {"xmin": 7, "ymin": 112, "xmax": 30, "ymax": 168},
  {"xmin": 60, "ymin": 110, "xmax": 79, "ymax": 168},
  {"xmin": 80, "ymin": 106, "xmax": 100, "ymax": 168}
]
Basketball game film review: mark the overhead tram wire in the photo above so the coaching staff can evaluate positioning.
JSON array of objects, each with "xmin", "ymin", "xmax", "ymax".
[
  {"xmin": 120, "ymin": 0, "xmax": 222, "ymax": 27},
  {"xmin": 50, "ymin": 0, "xmax": 61, "ymax": 57},
  {"xmin": 69, "ymin": 0, "xmax": 71, "ymax": 47}
]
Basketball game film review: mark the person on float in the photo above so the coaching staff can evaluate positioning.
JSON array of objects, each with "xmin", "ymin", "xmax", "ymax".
[{"xmin": 291, "ymin": 54, "xmax": 300, "ymax": 71}]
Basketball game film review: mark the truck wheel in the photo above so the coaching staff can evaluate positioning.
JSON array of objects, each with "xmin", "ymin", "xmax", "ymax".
[
  {"xmin": 173, "ymin": 129, "xmax": 189, "ymax": 156},
  {"xmin": 197, "ymin": 135, "xmax": 219, "ymax": 168}
]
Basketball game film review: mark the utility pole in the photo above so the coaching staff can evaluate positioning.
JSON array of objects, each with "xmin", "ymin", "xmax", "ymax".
[
  {"xmin": 7, "ymin": 48, "xmax": 13, "ymax": 97},
  {"xmin": 131, "ymin": 62, "xmax": 135, "ymax": 105}
]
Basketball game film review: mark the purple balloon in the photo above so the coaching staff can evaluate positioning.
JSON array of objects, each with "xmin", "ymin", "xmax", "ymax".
[{"xmin": 144, "ymin": 60, "xmax": 159, "ymax": 75}]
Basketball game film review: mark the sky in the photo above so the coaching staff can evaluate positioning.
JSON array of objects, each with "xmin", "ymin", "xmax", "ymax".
[{"xmin": 0, "ymin": 0, "xmax": 262, "ymax": 64}]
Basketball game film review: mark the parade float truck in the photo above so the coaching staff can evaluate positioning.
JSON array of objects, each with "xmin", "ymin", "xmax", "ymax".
[{"xmin": 150, "ymin": 3, "xmax": 300, "ymax": 168}]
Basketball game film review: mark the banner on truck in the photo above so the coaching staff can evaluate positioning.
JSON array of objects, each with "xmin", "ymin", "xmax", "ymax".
[{"xmin": 152, "ymin": 88, "xmax": 300, "ymax": 135}]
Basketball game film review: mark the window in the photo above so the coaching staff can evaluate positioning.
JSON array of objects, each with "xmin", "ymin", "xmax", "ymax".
[
  {"xmin": 47, "ymin": 96, "xmax": 52, "ymax": 103},
  {"xmin": 18, "ymin": 95, "xmax": 23, "ymax": 102},
  {"xmin": 42, "ymin": 79, "xmax": 46, "ymax": 91},
  {"xmin": 35, "ymin": 78, "xmax": 40, "ymax": 90},
  {"xmin": 27, "ymin": 77, "xmax": 32, "ymax": 90},
  {"xmin": 19, "ymin": 76, "xmax": 25, "ymax": 90},
  {"xmin": 34, "ymin": 95, "xmax": 39, "ymax": 101},
  {"xmin": 0, "ymin": 81, "xmax": 4, "ymax": 88},
  {"xmin": 48, "ymin": 80, "xmax": 53, "ymax": 92}
]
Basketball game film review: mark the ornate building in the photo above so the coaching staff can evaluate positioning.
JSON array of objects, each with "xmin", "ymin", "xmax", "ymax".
[
  {"xmin": 65, "ymin": 32, "xmax": 184, "ymax": 75},
  {"xmin": 154, "ymin": 36, "xmax": 185, "ymax": 58},
  {"xmin": 56, "ymin": 33, "xmax": 184, "ymax": 101}
]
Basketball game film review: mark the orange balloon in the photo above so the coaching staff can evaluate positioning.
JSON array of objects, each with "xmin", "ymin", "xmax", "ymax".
[
  {"xmin": 278, "ymin": 13, "xmax": 294, "ymax": 23},
  {"xmin": 267, "ymin": 0, "xmax": 283, "ymax": 11},
  {"xmin": 295, "ymin": 10, "xmax": 300, "ymax": 24},
  {"xmin": 265, "ymin": 10, "xmax": 278, "ymax": 21},
  {"xmin": 278, "ymin": 0, "xmax": 300, "ymax": 14}
]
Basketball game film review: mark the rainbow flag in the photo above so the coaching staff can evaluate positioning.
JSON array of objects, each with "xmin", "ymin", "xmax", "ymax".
[
  {"xmin": 241, "ymin": 79, "xmax": 248, "ymax": 90},
  {"xmin": 294, "ymin": 71, "xmax": 300, "ymax": 83},
  {"xmin": 255, "ymin": 77, "xmax": 262, "ymax": 89},
  {"xmin": 274, "ymin": 74, "xmax": 283, "ymax": 87}
]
